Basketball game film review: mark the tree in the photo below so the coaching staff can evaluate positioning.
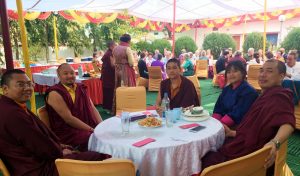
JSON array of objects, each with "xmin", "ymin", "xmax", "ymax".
[
  {"xmin": 66, "ymin": 23, "xmax": 90, "ymax": 57},
  {"xmin": 175, "ymin": 36, "xmax": 197, "ymax": 57},
  {"xmin": 202, "ymin": 33, "xmax": 236, "ymax": 60},
  {"xmin": 242, "ymin": 32, "xmax": 263, "ymax": 53},
  {"xmin": 9, "ymin": 20, "xmax": 21, "ymax": 60},
  {"xmin": 281, "ymin": 27, "xmax": 300, "ymax": 52},
  {"xmin": 151, "ymin": 39, "xmax": 171, "ymax": 54},
  {"xmin": 134, "ymin": 40, "xmax": 151, "ymax": 52}
]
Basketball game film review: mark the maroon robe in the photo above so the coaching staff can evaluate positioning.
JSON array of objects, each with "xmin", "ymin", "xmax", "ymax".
[
  {"xmin": 0, "ymin": 96, "xmax": 109, "ymax": 176},
  {"xmin": 202, "ymin": 86, "xmax": 295, "ymax": 169},
  {"xmin": 45, "ymin": 83, "xmax": 98, "ymax": 151},
  {"xmin": 160, "ymin": 75, "xmax": 200, "ymax": 109},
  {"xmin": 101, "ymin": 48, "xmax": 115, "ymax": 111}
]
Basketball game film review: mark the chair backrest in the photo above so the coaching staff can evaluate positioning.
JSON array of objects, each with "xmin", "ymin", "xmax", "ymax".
[
  {"xmin": 0, "ymin": 159, "xmax": 10, "ymax": 176},
  {"xmin": 148, "ymin": 66, "xmax": 162, "ymax": 91},
  {"xmin": 195, "ymin": 60, "xmax": 208, "ymax": 78},
  {"xmin": 212, "ymin": 64, "xmax": 219, "ymax": 86},
  {"xmin": 247, "ymin": 64, "xmax": 261, "ymax": 91},
  {"xmin": 37, "ymin": 106, "xmax": 51, "ymax": 129},
  {"xmin": 274, "ymin": 140, "xmax": 293, "ymax": 176},
  {"xmin": 295, "ymin": 104, "xmax": 300, "ymax": 130},
  {"xmin": 116, "ymin": 86, "xmax": 146, "ymax": 114},
  {"xmin": 55, "ymin": 159, "xmax": 135, "ymax": 176},
  {"xmin": 201, "ymin": 146, "xmax": 272, "ymax": 176},
  {"xmin": 186, "ymin": 75, "xmax": 201, "ymax": 97}
]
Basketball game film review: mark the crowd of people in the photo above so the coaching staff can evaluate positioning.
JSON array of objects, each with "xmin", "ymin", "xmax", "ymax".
[{"xmin": 0, "ymin": 33, "xmax": 298, "ymax": 175}]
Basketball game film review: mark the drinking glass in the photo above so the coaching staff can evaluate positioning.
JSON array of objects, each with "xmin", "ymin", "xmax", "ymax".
[{"xmin": 121, "ymin": 112, "xmax": 130, "ymax": 135}]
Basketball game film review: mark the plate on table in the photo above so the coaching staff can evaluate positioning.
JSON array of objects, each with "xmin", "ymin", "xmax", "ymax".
[
  {"xmin": 183, "ymin": 110, "xmax": 210, "ymax": 117},
  {"xmin": 182, "ymin": 115, "xmax": 210, "ymax": 122},
  {"xmin": 138, "ymin": 117, "xmax": 162, "ymax": 128}
]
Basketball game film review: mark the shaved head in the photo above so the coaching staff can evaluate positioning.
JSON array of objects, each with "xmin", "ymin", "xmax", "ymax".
[
  {"xmin": 57, "ymin": 63, "xmax": 76, "ymax": 86},
  {"xmin": 57, "ymin": 63, "xmax": 74, "ymax": 75}
]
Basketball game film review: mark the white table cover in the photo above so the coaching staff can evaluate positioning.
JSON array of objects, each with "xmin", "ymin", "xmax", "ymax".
[
  {"xmin": 32, "ymin": 73, "xmax": 88, "ymax": 86},
  {"xmin": 88, "ymin": 112, "xmax": 225, "ymax": 176}
]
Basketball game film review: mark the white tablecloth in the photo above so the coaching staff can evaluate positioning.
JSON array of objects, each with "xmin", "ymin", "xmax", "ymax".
[
  {"xmin": 32, "ymin": 73, "xmax": 88, "ymax": 86},
  {"xmin": 88, "ymin": 112, "xmax": 225, "ymax": 176}
]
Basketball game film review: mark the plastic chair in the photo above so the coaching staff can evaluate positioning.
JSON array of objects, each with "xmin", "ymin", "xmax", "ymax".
[
  {"xmin": 200, "ymin": 145, "xmax": 272, "ymax": 176},
  {"xmin": 247, "ymin": 64, "xmax": 261, "ymax": 91},
  {"xmin": 55, "ymin": 159, "xmax": 135, "ymax": 176},
  {"xmin": 0, "ymin": 159, "xmax": 10, "ymax": 176},
  {"xmin": 37, "ymin": 106, "xmax": 51, "ymax": 129},
  {"xmin": 148, "ymin": 66, "xmax": 162, "ymax": 91},
  {"xmin": 274, "ymin": 141, "xmax": 294, "ymax": 176},
  {"xmin": 186, "ymin": 75, "xmax": 201, "ymax": 98},
  {"xmin": 195, "ymin": 60, "xmax": 208, "ymax": 78},
  {"xmin": 295, "ymin": 104, "xmax": 300, "ymax": 130},
  {"xmin": 116, "ymin": 86, "xmax": 146, "ymax": 114}
]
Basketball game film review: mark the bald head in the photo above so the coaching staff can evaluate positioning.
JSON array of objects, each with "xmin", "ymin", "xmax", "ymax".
[{"xmin": 57, "ymin": 63, "xmax": 76, "ymax": 86}]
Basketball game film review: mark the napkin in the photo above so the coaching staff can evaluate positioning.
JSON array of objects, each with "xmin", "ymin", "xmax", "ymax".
[
  {"xmin": 142, "ymin": 111, "xmax": 152, "ymax": 115},
  {"xmin": 130, "ymin": 114, "xmax": 146, "ymax": 122},
  {"xmin": 179, "ymin": 123, "xmax": 200, "ymax": 129},
  {"xmin": 133, "ymin": 138, "xmax": 156, "ymax": 147}
]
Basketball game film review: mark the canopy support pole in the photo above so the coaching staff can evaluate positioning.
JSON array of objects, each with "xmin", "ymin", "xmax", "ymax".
[
  {"xmin": 263, "ymin": 0, "xmax": 267, "ymax": 60},
  {"xmin": 0, "ymin": 0, "xmax": 14, "ymax": 70},
  {"xmin": 16, "ymin": 0, "xmax": 36, "ymax": 113},
  {"xmin": 53, "ymin": 16, "xmax": 59, "ymax": 62},
  {"xmin": 171, "ymin": 0, "xmax": 176, "ymax": 57},
  {"xmin": 194, "ymin": 28, "xmax": 198, "ymax": 44}
]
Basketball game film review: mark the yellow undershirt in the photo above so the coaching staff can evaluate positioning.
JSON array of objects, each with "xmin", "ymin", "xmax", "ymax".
[{"xmin": 62, "ymin": 84, "xmax": 77, "ymax": 103}]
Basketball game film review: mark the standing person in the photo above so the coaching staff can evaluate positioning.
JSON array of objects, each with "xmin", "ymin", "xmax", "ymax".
[
  {"xmin": 112, "ymin": 34, "xmax": 136, "ymax": 114},
  {"xmin": 101, "ymin": 41, "xmax": 116, "ymax": 113}
]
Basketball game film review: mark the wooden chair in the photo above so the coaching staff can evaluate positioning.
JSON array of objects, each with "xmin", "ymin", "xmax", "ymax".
[
  {"xmin": 116, "ymin": 86, "xmax": 146, "ymax": 114},
  {"xmin": 37, "ymin": 106, "xmax": 51, "ymax": 129},
  {"xmin": 247, "ymin": 64, "xmax": 261, "ymax": 91},
  {"xmin": 186, "ymin": 75, "xmax": 201, "ymax": 98},
  {"xmin": 148, "ymin": 66, "xmax": 162, "ymax": 91},
  {"xmin": 200, "ymin": 145, "xmax": 272, "ymax": 176},
  {"xmin": 134, "ymin": 66, "xmax": 148, "ymax": 88},
  {"xmin": 0, "ymin": 159, "xmax": 10, "ymax": 176},
  {"xmin": 212, "ymin": 64, "xmax": 219, "ymax": 87},
  {"xmin": 274, "ymin": 141, "xmax": 294, "ymax": 176},
  {"xmin": 295, "ymin": 104, "xmax": 300, "ymax": 130},
  {"xmin": 55, "ymin": 159, "xmax": 135, "ymax": 176},
  {"xmin": 195, "ymin": 60, "xmax": 208, "ymax": 78}
]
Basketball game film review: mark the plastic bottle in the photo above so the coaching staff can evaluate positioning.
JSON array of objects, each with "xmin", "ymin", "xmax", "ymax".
[
  {"xmin": 78, "ymin": 65, "xmax": 83, "ymax": 78},
  {"xmin": 121, "ymin": 80, "xmax": 125, "ymax": 87},
  {"xmin": 161, "ymin": 92, "xmax": 170, "ymax": 118}
]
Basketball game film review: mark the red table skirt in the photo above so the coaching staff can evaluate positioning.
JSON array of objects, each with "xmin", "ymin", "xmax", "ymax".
[
  {"xmin": 16, "ymin": 63, "xmax": 94, "ymax": 73},
  {"xmin": 35, "ymin": 78, "xmax": 103, "ymax": 105}
]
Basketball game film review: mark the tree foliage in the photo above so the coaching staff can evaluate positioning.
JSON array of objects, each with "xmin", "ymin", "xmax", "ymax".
[
  {"xmin": 242, "ymin": 32, "xmax": 263, "ymax": 53},
  {"xmin": 151, "ymin": 39, "xmax": 171, "ymax": 54},
  {"xmin": 175, "ymin": 36, "xmax": 197, "ymax": 57},
  {"xmin": 202, "ymin": 33, "xmax": 236, "ymax": 60},
  {"xmin": 134, "ymin": 40, "xmax": 151, "ymax": 52},
  {"xmin": 281, "ymin": 27, "xmax": 300, "ymax": 52}
]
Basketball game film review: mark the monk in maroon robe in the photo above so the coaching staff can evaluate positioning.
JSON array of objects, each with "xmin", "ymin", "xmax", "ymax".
[
  {"xmin": 45, "ymin": 63, "xmax": 102, "ymax": 151},
  {"xmin": 101, "ymin": 41, "xmax": 116, "ymax": 112},
  {"xmin": 0, "ymin": 69, "xmax": 108, "ymax": 176},
  {"xmin": 201, "ymin": 60, "xmax": 295, "ymax": 175},
  {"xmin": 156, "ymin": 59, "xmax": 200, "ymax": 114}
]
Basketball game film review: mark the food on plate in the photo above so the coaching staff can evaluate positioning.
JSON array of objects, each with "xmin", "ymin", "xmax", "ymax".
[
  {"xmin": 191, "ymin": 106, "xmax": 203, "ymax": 114},
  {"xmin": 138, "ymin": 117, "xmax": 162, "ymax": 127}
]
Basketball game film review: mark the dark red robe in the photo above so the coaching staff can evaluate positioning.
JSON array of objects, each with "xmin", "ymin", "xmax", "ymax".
[
  {"xmin": 45, "ymin": 83, "xmax": 98, "ymax": 151},
  {"xmin": 202, "ymin": 86, "xmax": 295, "ymax": 169},
  {"xmin": 0, "ymin": 96, "xmax": 108, "ymax": 176},
  {"xmin": 160, "ymin": 75, "xmax": 200, "ymax": 109}
]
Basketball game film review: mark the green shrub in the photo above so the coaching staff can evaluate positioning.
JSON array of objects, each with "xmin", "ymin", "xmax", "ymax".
[
  {"xmin": 202, "ymin": 33, "xmax": 236, "ymax": 60},
  {"xmin": 281, "ymin": 27, "xmax": 300, "ymax": 52},
  {"xmin": 242, "ymin": 32, "xmax": 263, "ymax": 53},
  {"xmin": 151, "ymin": 39, "xmax": 171, "ymax": 54},
  {"xmin": 134, "ymin": 41, "xmax": 152, "ymax": 52},
  {"xmin": 175, "ymin": 36, "xmax": 197, "ymax": 57}
]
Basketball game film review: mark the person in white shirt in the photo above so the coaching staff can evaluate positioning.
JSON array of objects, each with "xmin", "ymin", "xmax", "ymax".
[
  {"xmin": 146, "ymin": 52, "xmax": 155, "ymax": 67},
  {"xmin": 285, "ymin": 51, "xmax": 300, "ymax": 80}
]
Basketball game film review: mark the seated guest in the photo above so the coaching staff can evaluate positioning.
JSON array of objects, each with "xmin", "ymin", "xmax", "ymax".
[
  {"xmin": 229, "ymin": 51, "xmax": 246, "ymax": 65},
  {"xmin": 156, "ymin": 59, "xmax": 200, "ymax": 114},
  {"xmin": 276, "ymin": 50, "xmax": 285, "ymax": 63},
  {"xmin": 213, "ymin": 61, "xmax": 258, "ymax": 127},
  {"xmin": 151, "ymin": 53, "xmax": 166, "ymax": 79},
  {"xmin": 0, "ymin": 69, "xmax": 109, "ymax": 176},
  {"xmin": 202, "ymin": 60, "xmax": 295, "ymax": 176},
  {"xmin": 138, "ymin": 52, "xmax": 149, "ymax": 79},
  {"xmin": 181, "ymin": 53, "xmax": 194, "ymax": 76},
  {"xmin": 216, "ymin": 50, "xmax": 229, "ymax": 74},
  {"xmin": 285, "ymin": 51, "xmax": 300, "ymax": 80},
  {"xmin": 146, "ymin": 52, "xmax": 155, "ymax": 67},
  {"xmin": 45, "ymin": 63, "xmax": 102, "ymax": 151}
]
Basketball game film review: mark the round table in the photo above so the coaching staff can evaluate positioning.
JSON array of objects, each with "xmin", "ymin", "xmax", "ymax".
[{"xmin": 88, "ymin": 112, "xmax": 225, "ymax": 176}]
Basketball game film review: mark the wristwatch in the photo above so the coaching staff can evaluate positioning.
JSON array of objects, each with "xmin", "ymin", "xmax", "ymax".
[{"xmin": 271, "ymin": 139, "xmax": 281, "ymax": 150}]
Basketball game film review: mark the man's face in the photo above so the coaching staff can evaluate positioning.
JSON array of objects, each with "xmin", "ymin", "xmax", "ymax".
[
  {"xmin": 2, "ymin": 74, "xmax": 33, "ymax": 103},
  {"xmin": 248, "ymin": 50, "xmax": 254, "ymax": 56},
  {"xmin": 286, "ymin": 54, "xmax": 296, "ymax": 67},
  {"xmin": 258, "ymin": 62, "xmax": 285, "ymax": 90},
  {"xmin": 166, "ymin": 62, "xmax": 181, "ymax": 79},
  {"xmin": 57, "ymin": 65, "xmax": 76, "ymax": 86}
]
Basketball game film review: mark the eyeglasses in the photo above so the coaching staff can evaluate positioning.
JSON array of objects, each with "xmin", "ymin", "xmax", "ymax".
[{"xmin": 15, "ymin": 82, "xmax": 35, "ymax": 89}]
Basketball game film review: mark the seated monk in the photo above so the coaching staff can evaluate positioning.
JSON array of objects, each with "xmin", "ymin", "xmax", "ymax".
[
  {"xmin": 156, "ymin": 58, "xmax": 200, "ymax": 115},
  {"xmin": 0, "ymin": 69, "xmax": 109, "ymax": 176},
  {"xmin": 202, "ymin": 60, "xmax": 295, "ymax": 176},
  {"xmin": 212, "ymin": 61, "xmax": 258, "ymax": 127},
  {"xmin": 45, "ymin": 63, "xmax": 102, "ymax": 151}
]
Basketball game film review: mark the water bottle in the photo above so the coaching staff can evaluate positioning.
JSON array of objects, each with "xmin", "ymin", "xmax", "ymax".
[
  {"xmin": 121, "ymin": 80, "xmax": 125, "ymax": 87},
  {"xmin": 161, "ymin": 92, "xmax": 170, "ymax": 119},
  {"xmin": 78, "ymin": 65, "xmax": 83, "ymax": 78}
]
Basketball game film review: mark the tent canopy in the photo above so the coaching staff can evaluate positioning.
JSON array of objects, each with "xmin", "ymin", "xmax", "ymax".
[{"xmin": 6, "ymin": 0, "xmax": 300, "ymax": 23}]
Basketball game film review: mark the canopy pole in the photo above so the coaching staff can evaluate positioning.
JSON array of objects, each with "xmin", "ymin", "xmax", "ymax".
[
  {"xmin": 0, "ymin": 0, "xmax": 14, "ymax": 70},
  {"xmin": 53, "ymin": 16, "xmax": 59, "ymax": 61},
  {"xmin": 171, "ymin": 0, "xmax": 176, "ymax": 57},
  {"xmin": 194, "ymin": 28, "xmax": 198, "ymax": 44},
  {"xmin": 16, "ymin": 0, "xmax": 36, "ymax": 113},
  {"xmin": 242, "ymin": 15, "xmax": 247, "ymax": 51},
  {"xmin": 263, "ymin": 0, "xmax": 267, "ymax": 60}
]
